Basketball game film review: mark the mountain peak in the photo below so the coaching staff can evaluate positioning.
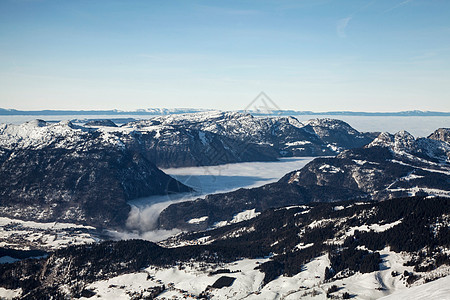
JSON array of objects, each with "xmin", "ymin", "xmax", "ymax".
[
  {"xmin": 428, "ymin": 128, "xmax": 450, "ymax": 143},
  {"xmin": 24, "ymin": 119, "xmax": 48, "ymax": 127},
  {"xmin": 368, "ymin": 131, "xmax": 415, "ymax": 152}
]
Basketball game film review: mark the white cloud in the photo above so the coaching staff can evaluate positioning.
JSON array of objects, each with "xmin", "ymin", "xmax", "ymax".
[
  {"xmin": 337, "ymin": 17, "xmax": 352, "ymax": 38},
  {"xmin": 384, "ymin": 0, "xmax": 413, "ymax": 13}
]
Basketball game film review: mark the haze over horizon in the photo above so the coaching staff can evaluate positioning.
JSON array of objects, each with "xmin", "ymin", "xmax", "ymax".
[{"xmin": 1, "ymin": 0, "xmax": 449, "ymax": 112}]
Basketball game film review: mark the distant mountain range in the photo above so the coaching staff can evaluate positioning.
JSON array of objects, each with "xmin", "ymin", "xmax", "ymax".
[{"xmin": 1, "ymin": 107, "xmax": 449, "ymax": 116}]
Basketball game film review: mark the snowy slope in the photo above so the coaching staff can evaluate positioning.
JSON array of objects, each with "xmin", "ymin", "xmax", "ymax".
[{"xmin": 379, "ymin": 275, "xmax": 450, "ymax": 300}]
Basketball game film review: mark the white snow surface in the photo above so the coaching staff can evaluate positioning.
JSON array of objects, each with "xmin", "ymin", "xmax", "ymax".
[
  {"xmin": 81, "ymin": 258, "xmax": 269, "ymax": 300},
  {"xmin": 387, "ymin": 187, "xmax": 450, "ymax": 198},
  {"xmin": 212, "ymin": 209, "xmax": 261, "ymax": 229},
  {"xmin": 353, "ymin": 159, "xmax": 368, "ymax": 165},
  {"xmin": 231, "ymin": 209, "xmax": 261, "ymax": 224},
  {"xmin": 319, "ymin": 164, "xmax": 344, "ymax": 173},
  {"xmin": 187, "ymin": 216, "xmax": 208, "ymax": 224},
  {"xmin": 0, "ymin": 217, "xmax": 94, "ymax": 230},
  {"xmin": 0, "ymin": 120, "xmax": 89, "ymax": 149},
  {"xmin": 344, "ymin": 220, "xmax": 403, "ymax": 237},
  {"xmin": 285, "ymin": 140, "xmax": 312, "ymax": 146},
  {"xmin": 0, "ymin": 287, "xmax": 22, "ymax": 299},
  {"xmin": 379, "ymin": 275, "xmax": 450, "ymax": 300}
]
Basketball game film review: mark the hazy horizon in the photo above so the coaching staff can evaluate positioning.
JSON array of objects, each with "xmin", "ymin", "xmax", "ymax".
[{"xmin": 1, "ymin": 107, "xmax": 450, "ymax": 113}]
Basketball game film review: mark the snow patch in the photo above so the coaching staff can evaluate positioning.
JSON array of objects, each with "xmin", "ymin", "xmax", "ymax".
[
  {"xmin": 198, "ymin": 131, "xmax": 208, "ymax": 145},
  {"xmin": 294, "ymin": 242, "xmax": 314, "ymax": 251},
  {"xmin": 353, "ymin": 159, "xmax": 368, "ymax": 165},
  {"xmin": 308, "ymin": 219, "xmax": 333, "ymax": 229},
  {"xmin": 333, "ymin": 206, "xmax": 345, "ymax": 211},
  {"xmin": 187, "ymin": 216, "xmax": 208, "ymax": 224},
  {"xmin": 345, "ymin": 220, "xmax": 403, "ymax": 237},
  {"xmin": 285, "ymin": 141, "xmax": 312, "ymax": 147},
  {"xmin": 231, "ymin": 209, "xmax": 260, "ymax": 224},
  {"xmin": 319, "ymin": 164, "xmax": 343, "ymax": 173},
  {"xmin": 0, "ymin": 287, "xmax": 22, "ymax": 299}
]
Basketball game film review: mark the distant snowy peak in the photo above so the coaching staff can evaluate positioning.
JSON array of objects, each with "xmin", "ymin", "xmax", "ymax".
[
  {"xmin": 303, "ymin": 118, "xmax": 355, "ymax": 130},
  {"xmin": 302, "ymin": 118, "xmax": 374, "ymax": 150},
  {"xmin": 0, "ymin": 119, "xmax": 93, "ymax": 150},
  {"xmin": 138, "ymin": 108, "xmax": 211, "ymax": 115},
  {"xmin": 369, "ymin": 131, "xmax": 416, "ymax": 152},
  {"xmin": 25, "ymin": 119, "xmax": 47, "ymax": 127},
  {"xmin": 368, "ymin": 130, "xmax": 450, "ymax": 163},
  {"xmin": 428, "ymin": 128, "xmax": 450, "ymax": 143}
]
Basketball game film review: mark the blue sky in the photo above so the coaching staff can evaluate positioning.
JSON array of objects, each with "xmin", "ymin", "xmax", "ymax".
[{"xmin": 0, "ymin": 0, "xmax": 449, "ymax": 111}]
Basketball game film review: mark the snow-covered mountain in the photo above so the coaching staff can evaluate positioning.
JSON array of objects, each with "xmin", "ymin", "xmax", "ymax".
[
  {"xmin": 158, "ymin": 130, "xmax": 450, "ymax": 231},
  {"xmin": 0, "ymin": 113, "xmax": 375, "ymax": 169},
  {"xmin": 0, "ymin": 120, "xmax": 191, "ymax": 228},
  {"xmin": 369, "ymin": 130, "xmax": 450, "ymax": 163},
  {"xmin": 0, "ymin": 112, "xmax": 377, "ymax": 229},
  {"xmin": 130, "ymin": 112, "xmax": 375, "ymax": 161}
]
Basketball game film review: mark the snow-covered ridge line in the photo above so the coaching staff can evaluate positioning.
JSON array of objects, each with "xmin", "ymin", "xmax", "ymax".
[
  {"xmin": 368, "ymin": 130, "xmax": 450, "ymax": 164},
  {"xmin": 0, "ymin": 112, "xmax": 378, "ymax": 165}
]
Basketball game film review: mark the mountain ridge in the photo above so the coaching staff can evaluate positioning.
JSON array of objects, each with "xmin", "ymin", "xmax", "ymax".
[{"xmin": 157, "ymin": 129, "xmax": 450, "ymax": 231}]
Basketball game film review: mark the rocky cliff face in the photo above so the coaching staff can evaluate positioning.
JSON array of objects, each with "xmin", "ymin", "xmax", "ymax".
[{"xmin": 121, "ymin": 126, "xmax": 278, "ymax": 168}]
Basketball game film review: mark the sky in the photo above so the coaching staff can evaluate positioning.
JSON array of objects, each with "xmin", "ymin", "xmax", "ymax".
[{"xmin": 0, "ymin": 0, "xmax": 449, "ymax": 112}]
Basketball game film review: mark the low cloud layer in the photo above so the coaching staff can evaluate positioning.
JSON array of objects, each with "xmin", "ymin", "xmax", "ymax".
[{"xmin": 115, "ymin": 158, "xmax": 314, "ymax": 242}]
